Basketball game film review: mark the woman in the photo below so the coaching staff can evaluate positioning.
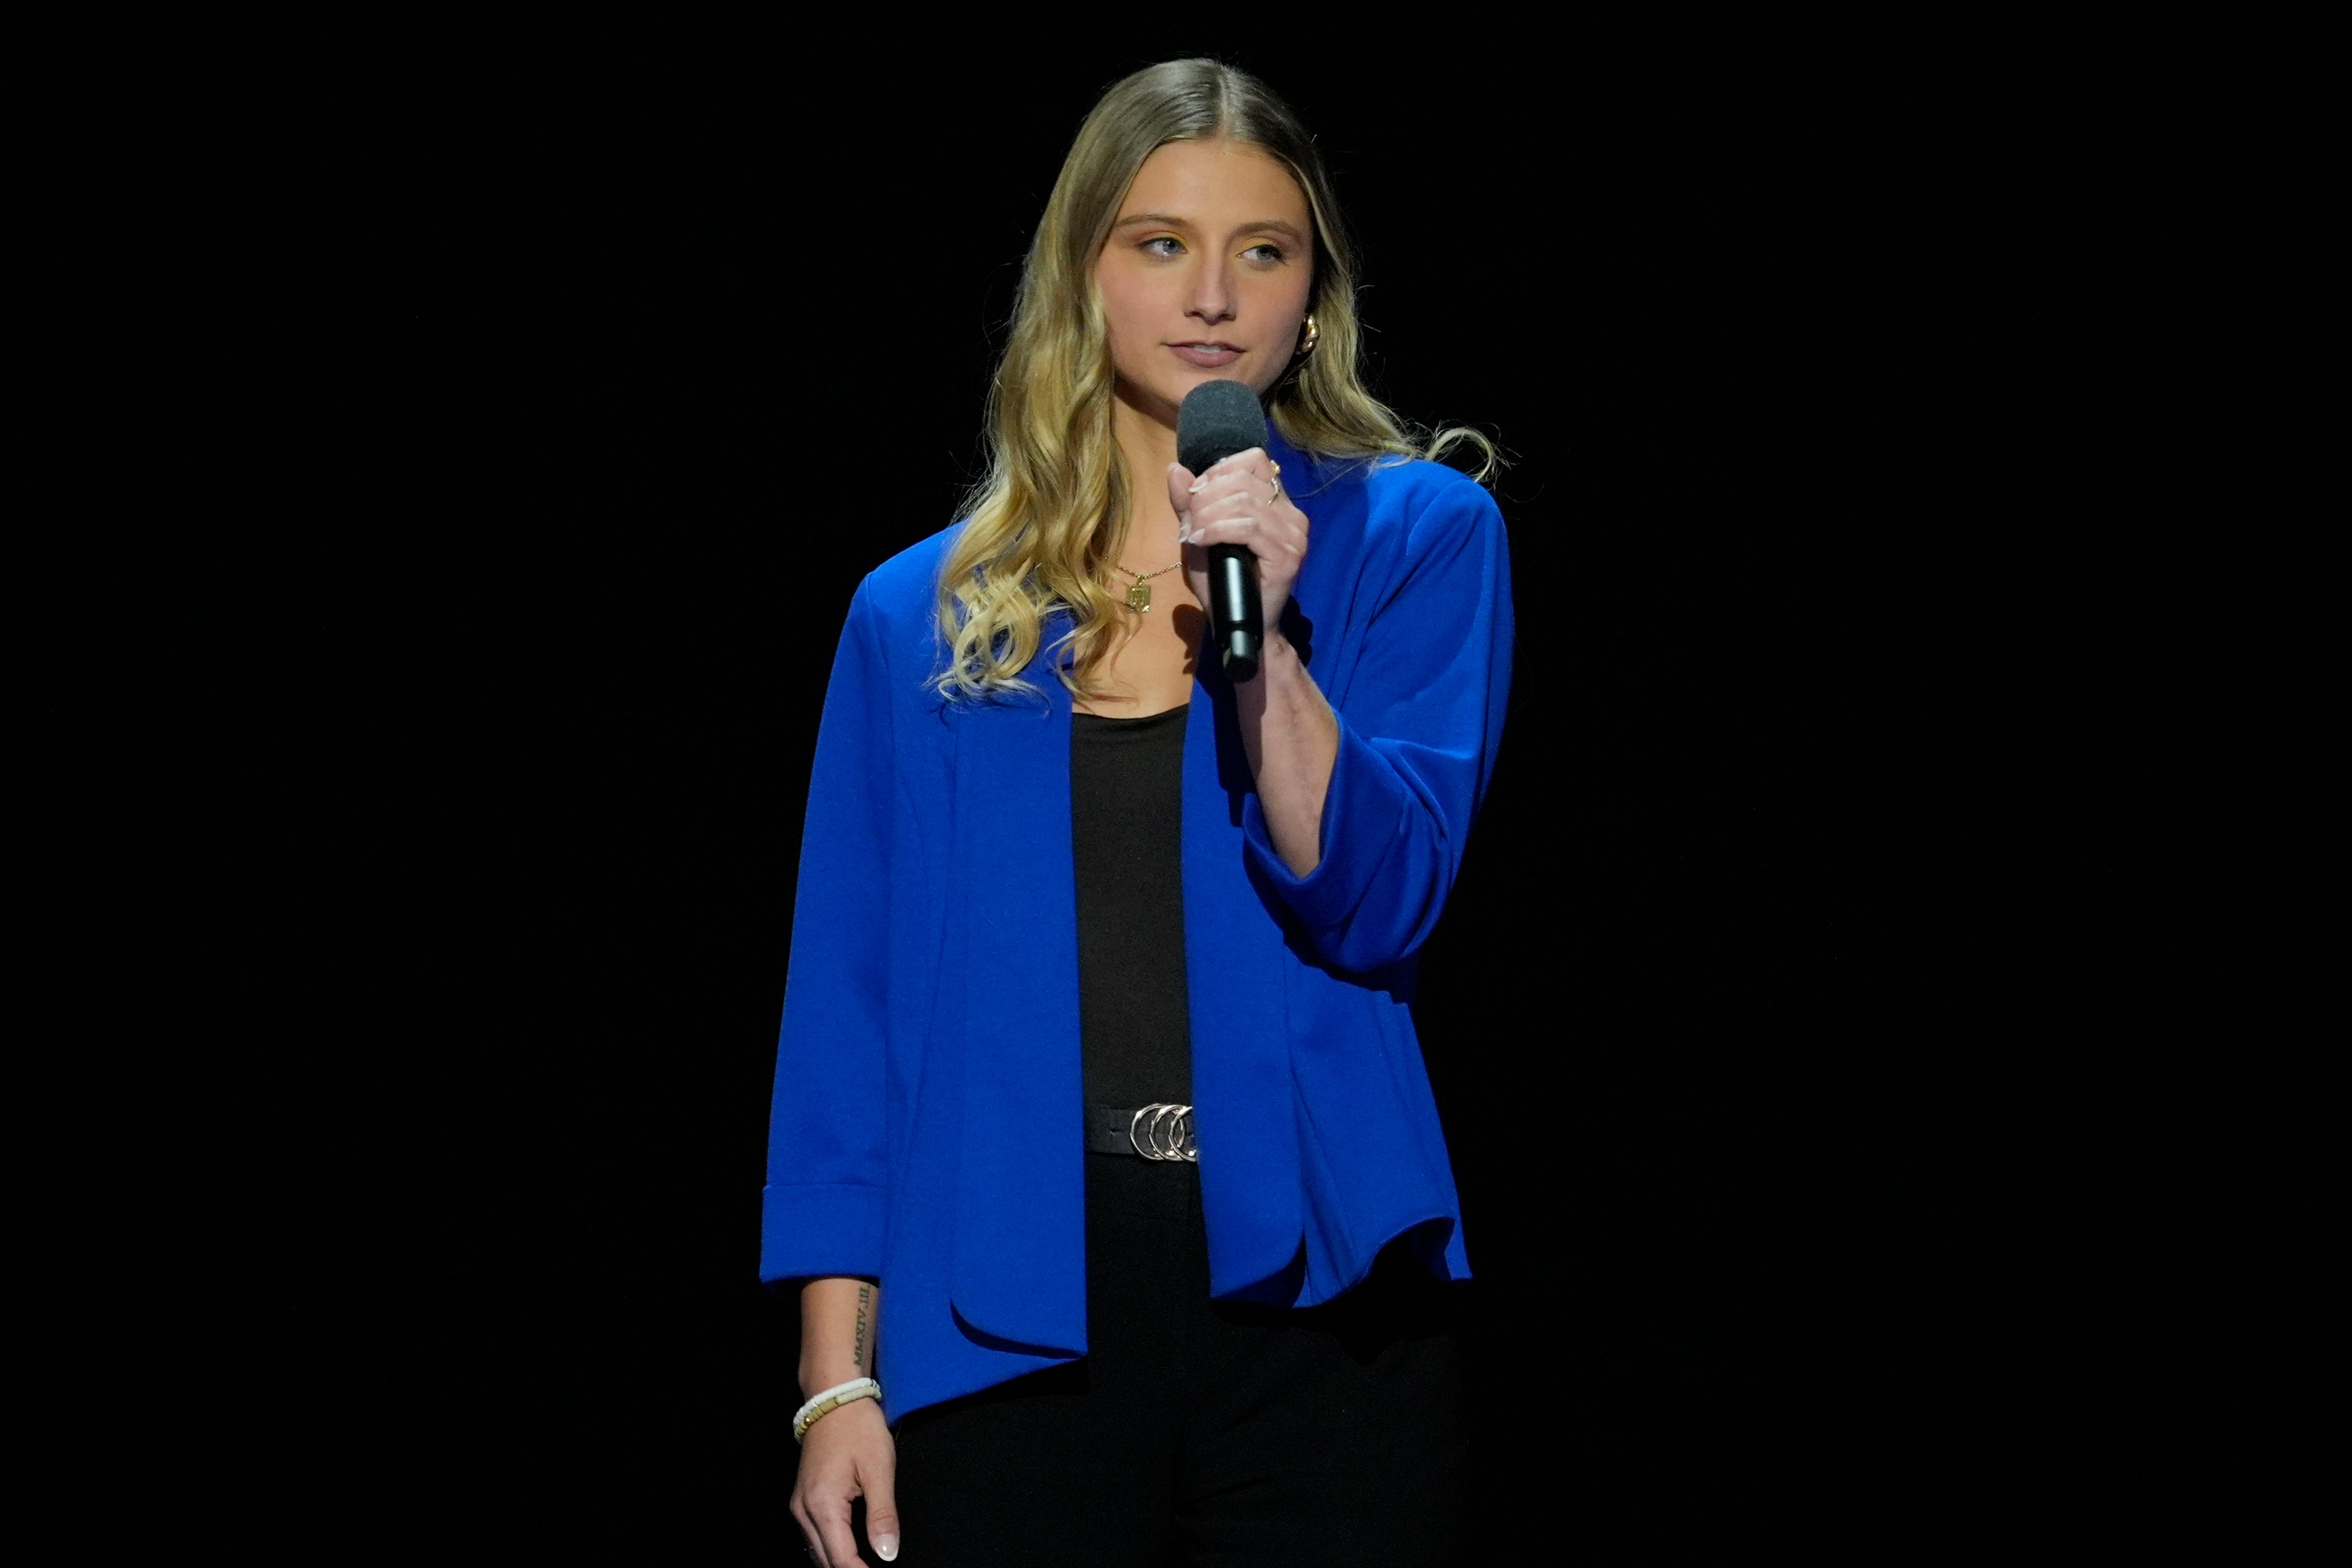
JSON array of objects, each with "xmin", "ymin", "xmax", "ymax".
[{"xmin": 769, "ymin": 59, "xmax": 1512, "ymax": 1566}]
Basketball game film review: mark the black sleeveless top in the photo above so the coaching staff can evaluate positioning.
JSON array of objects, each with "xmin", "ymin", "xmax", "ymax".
[{"xmin": 1070, "ymin": 705, "xmax": 1193, "ymax": 1108}]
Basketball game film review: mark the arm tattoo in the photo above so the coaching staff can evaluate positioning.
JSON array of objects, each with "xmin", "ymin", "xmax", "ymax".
[{"xmin": 853, "ymin": 1283, "xmax": 872, "ymax": 1373}]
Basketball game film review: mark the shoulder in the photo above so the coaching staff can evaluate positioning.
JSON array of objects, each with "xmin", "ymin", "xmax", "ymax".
[
  {"xmin": 1358, "ymin": 456, "xmax": 1500, "ymax": 531},
  {"xmin": 1308, "ymin": 453, "xmax": 1505, "ymax": 566},
  {"xmin": 858, "ymin": 524, "xmax": 960, "ymax": 617},
  {"xmin": 835, "ymin": 523, "xmax": 965, "ymax": 654},
  {"xmin": 817, "ymin": 526, "xmax": 963, "ymax": 702}
]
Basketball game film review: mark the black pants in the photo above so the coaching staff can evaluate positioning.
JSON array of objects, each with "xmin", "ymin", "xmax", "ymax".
[{"xmin": 884, "ymin": 1154, "xmax": 1468, "ymax": 1566}]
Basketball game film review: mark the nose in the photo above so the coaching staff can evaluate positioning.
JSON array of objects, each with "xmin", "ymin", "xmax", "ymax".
[{"xmin": 1186, "ymin": 255, "xmax": 1235, "ymax": 328}]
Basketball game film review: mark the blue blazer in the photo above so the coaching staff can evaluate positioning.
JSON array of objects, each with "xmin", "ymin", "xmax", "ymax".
[{"xmin": 761, "ymin": 429, "xmax": 1514, "ymax": 1424}]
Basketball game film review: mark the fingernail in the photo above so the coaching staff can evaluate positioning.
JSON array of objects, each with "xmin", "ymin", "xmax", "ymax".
[
  {"xmin": 874, "ymin": 1535, "xmax": 899, "ymax": 1562},
  {"xmin": 1189, "ymin": 478, "xmax": 1206, "ymax": 493}
]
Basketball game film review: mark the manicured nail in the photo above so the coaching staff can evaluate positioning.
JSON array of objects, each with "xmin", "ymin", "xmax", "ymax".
[{"xmin": 874, "ymin": 1535, "xmax": 899, "ymax": 1562}]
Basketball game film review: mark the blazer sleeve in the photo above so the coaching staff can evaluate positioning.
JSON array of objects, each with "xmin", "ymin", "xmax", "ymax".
[
  {"xmin": 1240, "ymin": 479, "xmax": 1514, "ymax": 973},
  {"xmin": 761, "ymin": 576, "xmax": 896, "ymax": 1284}
]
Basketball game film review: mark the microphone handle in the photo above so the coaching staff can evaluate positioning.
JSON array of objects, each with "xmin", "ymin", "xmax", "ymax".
[{"xmin": 1206, "ymin": 543, "xmax": 1262, "ymax": 683}]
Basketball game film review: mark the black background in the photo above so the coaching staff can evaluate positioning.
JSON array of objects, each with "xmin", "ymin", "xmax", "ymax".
[{"xmin": 328, "ymin": 26, "xmax": 2114, "ymax": 1555}]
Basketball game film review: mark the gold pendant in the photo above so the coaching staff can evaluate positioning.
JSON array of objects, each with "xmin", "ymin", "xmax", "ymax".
[{"xmin": 1126, "ymin": 580, "xmax": 1152, "ymax": 611}]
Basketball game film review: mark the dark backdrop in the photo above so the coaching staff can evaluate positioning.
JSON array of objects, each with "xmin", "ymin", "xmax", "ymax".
[{"xmin": 347, "ymin": 31, "xmax": 2077, "ymax": 1553}]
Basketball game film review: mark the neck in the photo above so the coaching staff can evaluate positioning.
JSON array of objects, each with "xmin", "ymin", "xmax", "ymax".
[{"xmin": 1112, "ymin": 385, "xmax": 1182, "ymax": 570}]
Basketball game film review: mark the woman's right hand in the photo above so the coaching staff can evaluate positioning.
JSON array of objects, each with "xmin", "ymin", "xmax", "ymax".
[{"xmin": 791, "ymin": 1395, "xmax": 899, "ymax": 1565}]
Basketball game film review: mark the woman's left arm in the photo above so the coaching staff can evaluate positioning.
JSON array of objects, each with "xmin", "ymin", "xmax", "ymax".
[
  {"xmin": 1233, "ymin": 632, "xmax": 1339, "ymax": 877},
  {"xmin": 1174, "ymin": 451, "xmax": 1514, "ymax": 971},
  {"xmin": 1170, "ymin": 451, "xmax": 1338, "ymax": 877}
]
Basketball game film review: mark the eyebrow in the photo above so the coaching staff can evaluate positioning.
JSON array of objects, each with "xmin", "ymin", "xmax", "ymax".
[{"xmin": 1112, "ymin": 212, "xmax": 1310, "ymax": 245}]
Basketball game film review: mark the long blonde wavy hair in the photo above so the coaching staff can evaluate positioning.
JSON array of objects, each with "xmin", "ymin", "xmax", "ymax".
[{"xmin": 935, "ymin": 58, "xmax": 1494, "ymax": 701}]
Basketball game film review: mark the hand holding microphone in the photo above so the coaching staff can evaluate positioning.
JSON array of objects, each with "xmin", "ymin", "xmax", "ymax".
[{"xmin": 1169, "ymin": 380, "xmax": 1310, "ymax": 683}]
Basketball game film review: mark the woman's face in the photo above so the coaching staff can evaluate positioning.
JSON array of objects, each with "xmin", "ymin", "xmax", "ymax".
[{"xmin": 1095, "ymin": 137, "xmax": 1315, "ymax": 427}]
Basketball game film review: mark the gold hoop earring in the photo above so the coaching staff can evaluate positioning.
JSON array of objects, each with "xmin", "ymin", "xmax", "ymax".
[{"xmin": 1298, "ymin": 314, "xmax": 1320, "ymax": 356}]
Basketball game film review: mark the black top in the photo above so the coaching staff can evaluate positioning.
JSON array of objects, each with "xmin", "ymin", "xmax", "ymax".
[{"xmin": 1070, "ymin": 704, "xmax": 1193, "ymax": 1109}]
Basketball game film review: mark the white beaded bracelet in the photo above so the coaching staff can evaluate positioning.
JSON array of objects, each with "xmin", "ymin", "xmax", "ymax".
[{"xmin": 793, "ymin": 1376, "xmax": 882, "ymax": 1443}]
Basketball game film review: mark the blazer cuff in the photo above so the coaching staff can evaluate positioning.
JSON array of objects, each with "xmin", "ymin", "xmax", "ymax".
[
  {"xmin": 1240, "ymin": 716, "xmax": 1409, "ymax": 936},
  {"xmin": 760, "ymin": 1181, "xmax": 887, "ymax": 1284}
]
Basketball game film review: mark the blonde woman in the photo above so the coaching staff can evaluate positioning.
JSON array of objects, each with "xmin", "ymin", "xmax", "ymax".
[{"xmin": 770, "ymin": 59, "xmax": 1512, "ymax": 1567}]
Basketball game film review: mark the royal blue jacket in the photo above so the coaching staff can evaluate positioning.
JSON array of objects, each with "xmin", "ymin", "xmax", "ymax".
[{"xmin": 761, "ymin": 429, "xmax": 1514, "ymax": 1424}]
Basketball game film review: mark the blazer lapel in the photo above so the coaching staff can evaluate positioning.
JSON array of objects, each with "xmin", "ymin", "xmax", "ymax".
[{"xmin": 946, "ymin": 646, "xmax": 1089, "ymax": 1355}]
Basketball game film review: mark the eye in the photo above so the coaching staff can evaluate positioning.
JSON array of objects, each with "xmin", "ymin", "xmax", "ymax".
[
  {"xmin": 1140, "ymin": 235, "xmax": 1185, "ymax": 257},
  {"xmin": 1242, "ymin": 242, "xmax": 1288, "ymax": 264}
]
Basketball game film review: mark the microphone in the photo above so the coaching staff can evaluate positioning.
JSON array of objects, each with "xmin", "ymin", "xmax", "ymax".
[{"xmin": 1176, "ymin": 380, "xmax": 1268, "ymax": 683}]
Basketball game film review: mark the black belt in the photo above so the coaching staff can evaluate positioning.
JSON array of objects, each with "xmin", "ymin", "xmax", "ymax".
[{"xmin": 1086, "ymin": 1103, "xmax": 1197, "ymax": 1162}]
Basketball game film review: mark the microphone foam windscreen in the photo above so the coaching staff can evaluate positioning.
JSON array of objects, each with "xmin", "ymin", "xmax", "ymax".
[{"xmin": 1176, "ymin": 380, "xmax": 1268, "ymax": 477}]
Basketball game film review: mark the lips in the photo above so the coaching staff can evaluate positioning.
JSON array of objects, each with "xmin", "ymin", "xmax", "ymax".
[{"xmin": 1169, "ymin": 342, "xmax": 1245, "ymax": 368}]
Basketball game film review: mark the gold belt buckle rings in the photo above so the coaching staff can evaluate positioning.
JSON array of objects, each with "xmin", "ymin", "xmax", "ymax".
[{"xmin": 1127, "ymin": 1102, "xmax": 1197, "ymax": 1163}]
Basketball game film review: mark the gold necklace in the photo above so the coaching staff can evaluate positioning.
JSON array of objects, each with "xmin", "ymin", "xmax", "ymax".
[{"xmin": 1109, "ymin": 560, "xmax": 1183, "ymax": 612}]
